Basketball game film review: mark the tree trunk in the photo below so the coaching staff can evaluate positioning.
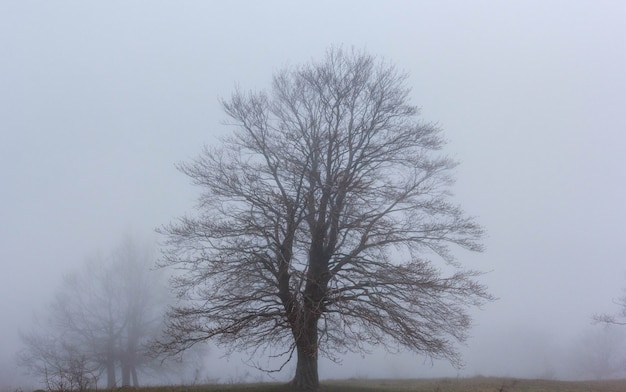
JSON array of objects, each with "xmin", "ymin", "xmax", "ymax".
[
  {"xmin": 292, "ymin": 346, "xmax": 319, "ymax": 390},
  {"xmin": 121, "ymin": 356, "xmax": 131, "ymax": 387},
  {"xmin": 290, "ymin": 318, "xmax": 319, "ymax": 390},
  {"xmin": 106, "ymin": 352, "xmax": 116, "ymax": 388},
  {"xmin": 131, "ymin": 365, "xmax": 139, "ymax": 387}
]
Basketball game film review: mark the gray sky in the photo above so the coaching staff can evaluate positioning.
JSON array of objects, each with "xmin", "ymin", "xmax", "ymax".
[{"xmin": 2, "ymin": 0, "xmax": 626, "ymax": 386}]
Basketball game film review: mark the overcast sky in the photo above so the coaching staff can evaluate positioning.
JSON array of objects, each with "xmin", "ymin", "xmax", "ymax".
[{"xmin": 2, "ymin": 0, "xmax": 626, "ymax": 386}]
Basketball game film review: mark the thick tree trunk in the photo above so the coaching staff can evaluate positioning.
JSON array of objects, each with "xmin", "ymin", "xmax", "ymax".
[
  {"xmin": 288, "ymin": 236, "xmax": 328, "ymax": 390},
  {"xmin": 290, "ymin": 318, "xmax": 320, "ymax": 390},
  {"xmin": 292, "ymin": 346, "xmax": 319, "ymax": 390}
]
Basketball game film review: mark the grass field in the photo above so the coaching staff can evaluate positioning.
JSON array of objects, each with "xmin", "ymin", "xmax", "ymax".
[{"xmin": 133, "ymin": 377, "xmax": 626, "ymax": 392}]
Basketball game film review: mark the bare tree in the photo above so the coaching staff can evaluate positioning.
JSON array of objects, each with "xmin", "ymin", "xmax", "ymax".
[
  {"xmin": 157, "ymin": 47, "xmax": 492, "ymax": 390},
  {"xmin": 591, "ymin": 285, "xmax": 626, "ymax": 378},
  {"xmin": 595, "ymin": 286, "xmax": 626, "ymax": 327},
  {"xmin": 567, "ymin": 326, "xmax": 626, "ymax": 380},
  {"xmin": 20, "ymin": 237, "xmax": 170, "ymax": 389}
]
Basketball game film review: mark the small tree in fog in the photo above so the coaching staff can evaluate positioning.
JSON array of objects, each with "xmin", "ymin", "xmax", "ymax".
[
  {"xmin": 568, "ymin": 326, "xmax": 626, "ymax": 380},
  {"xmin": 20, "ymin": 238, "xmax": 169, "ymax": 389},
  {"xmin": 595, "ymin": 285, "xmax": 626, "ymax": 327},
  {"xmin": 157, "ymin": 47, "xmax": 492, "ymax": 390},
  {"xmin": 591, "ymin": 284, "xmax": 626, "ymax": 378}
]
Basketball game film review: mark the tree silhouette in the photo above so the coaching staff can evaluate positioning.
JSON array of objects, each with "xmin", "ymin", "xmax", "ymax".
[{"xmin": 157, "ymin": 47, "xmax": 492, "ymax": 390}]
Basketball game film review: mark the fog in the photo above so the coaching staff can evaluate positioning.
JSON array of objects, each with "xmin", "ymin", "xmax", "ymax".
[{"xmin": 2, "ymin": 0, "xmax": 626, "ymax": 388}]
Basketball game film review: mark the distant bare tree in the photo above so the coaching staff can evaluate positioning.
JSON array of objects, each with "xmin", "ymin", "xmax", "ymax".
[
  {"xmin": 568, "ymin": 326, "xmax": 626, "ymax": 380},
  {"xmin": 594, "ymin": 286, "xmax": 626, "ymax": 327},
  {"xmin": 591, "ymin": 285, "xmax": 626, "ymax": 378},
  {"xmin": 157, "ymin": 47, "xmax": 492, "ymax": 390},
  {"xmin": 20, "ymin": 237, "xmax": 170, "ymax": 389}
]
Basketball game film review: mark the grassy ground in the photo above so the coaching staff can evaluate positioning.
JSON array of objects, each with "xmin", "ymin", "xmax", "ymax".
[{"xmin": 132, "ymin": 377, "xmax": 626, "ymax": 392}]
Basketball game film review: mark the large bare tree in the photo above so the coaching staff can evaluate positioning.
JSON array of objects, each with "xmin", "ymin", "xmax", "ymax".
[{"xmin": 158, "ymin": 48, "xmax": 492, "ymax": 390}]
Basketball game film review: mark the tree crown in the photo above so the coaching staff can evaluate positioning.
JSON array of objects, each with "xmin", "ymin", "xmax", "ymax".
[{"xmin": 159, "ymin": 47, "xmax": 491, "ymax": 371}]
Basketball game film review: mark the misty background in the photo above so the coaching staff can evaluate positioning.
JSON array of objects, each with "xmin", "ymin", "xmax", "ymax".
[{"xmin": 2, "ymin": 0, "xmax": 626, "ymax": 387}]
